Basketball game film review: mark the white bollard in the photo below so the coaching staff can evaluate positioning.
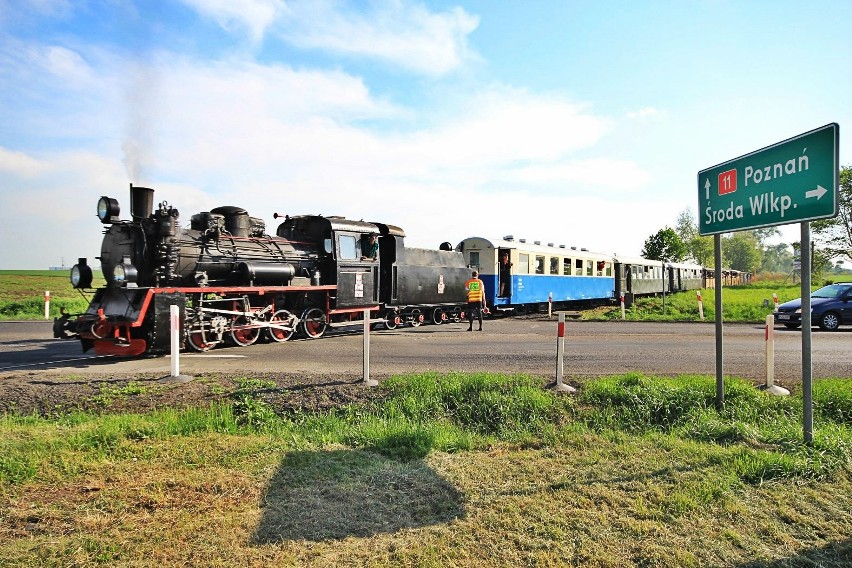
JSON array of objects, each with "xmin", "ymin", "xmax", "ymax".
[
  {"xmin": 555, "ymin": 312, "xmax": 576, "ymax": 393},
  {"xmin": 772, "ymin": 292, "xmax": 779, "ymax": 310},
  {"xmin": 363, "ymin": 308, "xmax": 378, "ymax": 387},
  {"xmin": 697, "ymin": 290, "xmax": 705, "ymax": 321},
  {"xmin": 170, "ymin": 304, "xmax": 180, "ymax": 377},
  {"xmin": 548, "ymin": 292, "xmax": 553, "ymax": 318},
  {"xmin": 763, "ymin": 314, "xmax": 788, "ymax": 396},
  {"xmin": 44, "ymin": 291, "xmax": 50, "ymax": 319},
  {"xmin": 620, "ymin": 292, "xmax": 625, "ymax": 320},
  {"xmin": 161, "ymin": 304, "xmax": 192, "ymax": 383}
]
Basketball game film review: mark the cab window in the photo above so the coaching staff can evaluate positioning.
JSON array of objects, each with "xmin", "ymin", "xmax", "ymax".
[{"xmin": 338, "ymin": 235, "xmax": 357, "ymax": 260}]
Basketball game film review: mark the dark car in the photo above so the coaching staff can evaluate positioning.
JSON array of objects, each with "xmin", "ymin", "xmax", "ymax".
[{"xmin": 774, "ymin": 282, "xmax": 852, "ymax": 331}]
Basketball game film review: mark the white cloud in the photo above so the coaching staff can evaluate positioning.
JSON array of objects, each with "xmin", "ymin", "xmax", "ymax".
[
  {"xmin": 0, "ymin": 147, "xmax": 43, "ymax": 177},
  {"xmin": 627, "ymin": 107, "xmax": 662, "ymax": 120},
  {"xmin": 179, "ymin": 0, "xmax": 285, "ymax": 44},
  {"xmin": 0, "ymin": 39, "xmax": 654, "ymax": 267},
  {"xmin": 278, "ymin": 0, "xmax": 479, "ymax": 75}
]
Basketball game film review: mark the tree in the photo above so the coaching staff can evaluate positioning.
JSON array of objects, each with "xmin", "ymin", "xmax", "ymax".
[
  {"xmin": 760, "ymin": 242, "xmax": 793, "ymax": 273},
  {"xmin": 641, "ymin": 227, "xmax": 688, "ymax": 262},
  {"xmin": 674, "ymin": 208, "xmax": 714, "ymax": 265},
  {"xmin": 812, "ymin": 165, "xmax": 852, "ymax": 263},
  {"xmin": 722, "ymin": 232, "xmax": 762, "ymax": 272},
  {"xmin": 675, "ymin": 208, "xmax": 698, "ymax": 242}
]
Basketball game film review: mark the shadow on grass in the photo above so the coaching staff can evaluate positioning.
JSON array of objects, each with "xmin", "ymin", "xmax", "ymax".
[
  {"xmin": 253, "ymin": 448, "xmax": 465, "ymax": 543},
  {"xmin": 738, "ymin": 538, "xmax": 851, "ymax": 567}
]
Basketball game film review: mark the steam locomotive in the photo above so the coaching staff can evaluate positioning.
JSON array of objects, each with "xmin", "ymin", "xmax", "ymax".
[
  {"xmin": 62, "ymin": 185, "xmax": 744, "ymax": 357},
  {"xmin": 62, "ymin": 185, "xmax": 470, "ymax": 356}
]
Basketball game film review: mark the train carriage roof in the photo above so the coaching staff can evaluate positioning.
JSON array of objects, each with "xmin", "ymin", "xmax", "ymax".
[
  {"xmin": 458, "ymin": 236, "xmax": 615, "ymax": 260},
  {"xmin": 613, "ymin": 254, "xmax": 665, "ymax": 267},
  {"xmin": 666, "ymin": 261, "xmax": 705, "ymax": 270}
]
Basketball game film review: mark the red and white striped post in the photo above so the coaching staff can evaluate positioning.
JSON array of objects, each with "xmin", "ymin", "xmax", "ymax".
[
  {"xmin": 696, "ymin": 290, "xmax": 705, "ymax": 321},
  {"xmin": 763, "ymin": 314, "xmax": 789, "ymax": 396},
  {"xmin": 555, "ymin": 312, "xmax": 576, "ymax": 393},
  {"xmin": 44, "ymin": 291, "xmax": 50, "ymax": 319},
  {"xmin": 772, "ymin": 293, "xmax": 779, "ymax": 310},
  {"xmin": 620, "ymin": 292, "xmax": 625, "ymax": 320}
]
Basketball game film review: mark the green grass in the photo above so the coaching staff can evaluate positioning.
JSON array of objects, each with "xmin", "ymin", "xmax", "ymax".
[
  {"xmin": 587, "ymin": 281, "xmax": 822, "ymax": 322},
  {"xmin": 0, "ymin": 270, "xmax": 105, "ymax": 320},
  {"xmin": 1, "ymin": 373, "xmax": 850, "ymax": 566}
]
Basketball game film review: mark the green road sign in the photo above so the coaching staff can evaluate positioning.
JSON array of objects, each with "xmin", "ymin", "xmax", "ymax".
[{"xmin": 698, "ymin": 123, "xmax": 839, "ymax": 235}]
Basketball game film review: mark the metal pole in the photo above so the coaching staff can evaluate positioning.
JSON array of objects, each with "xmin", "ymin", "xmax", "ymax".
[
  {"xmin": 555, "ymin": 312, "xmax": 575, "ymax": 392},
  {"xmin": 801, "ymin": 222, "xmax": 813, "ymax": 443},
  {"xmin": 714, "ymin": 235, "xmax": 724, "ymax": 409},
  {"xmin": 363, "ymin": 308, "xmax": 378, "ymax": 387}
]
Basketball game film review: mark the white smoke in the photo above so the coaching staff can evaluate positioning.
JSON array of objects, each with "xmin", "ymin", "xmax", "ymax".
[{"xmin": 122, "ymin": 62, "xmax": 161, "ymax": 185}]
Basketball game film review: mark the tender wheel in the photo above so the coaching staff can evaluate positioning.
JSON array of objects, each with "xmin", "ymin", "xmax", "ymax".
[
  {"xmin": 301, "ymin": 307, "xmax": 327, "ymax": 338},
  {"xmin": 431, "ymin": 307, "xmax": 444, "ymax": 325},
  {"xmin": 783, "ymin": 323, "xmax": 801, "ymax": 330},
  {"xmin": 818, "ymin": 312, "xmax": 840, "ymax": 331},
  {"xmin": 384, "ymin": 310, "xmax": 399, "ymax": 330},
  {"xmin": 267, "ymin": 309, "xmax": 297, "ymax": 342},
  {"xmin": 409, "ymin": 308, "xmax": 423, "ymax": 327},
  {"xmin": 230, "ymin": 315, "xmax": 260, "ymax": 346}
]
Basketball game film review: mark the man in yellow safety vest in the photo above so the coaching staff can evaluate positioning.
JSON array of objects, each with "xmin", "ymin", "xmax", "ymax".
[{"xmin": 464, "ymin": 270, "xmax": 487, "ymax": 331}]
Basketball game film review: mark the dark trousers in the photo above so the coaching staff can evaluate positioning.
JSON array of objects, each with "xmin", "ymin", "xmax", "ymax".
[{"xmin": 467, "ymin": 301, "xmax": 483, "ymax": 329}]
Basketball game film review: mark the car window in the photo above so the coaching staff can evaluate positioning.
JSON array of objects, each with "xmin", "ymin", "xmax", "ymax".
[{"xmin": 812, "ymin": 285, "xmax": 850, "ymax": 299}]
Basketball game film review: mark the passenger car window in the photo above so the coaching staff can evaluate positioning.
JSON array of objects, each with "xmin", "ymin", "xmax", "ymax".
[
  {"xmin": 535, "ymin": 256, "xmax": 545, "ymax": 274},
  {"xmin": 563, "ymin": 258, "xmax": 572, "ymax": 276},
  {"xmin": 518, "ymin": 254, "xmax": 529, "ymax": 274},
  {"xmin": 550, "ymin": 257, "xmax": 560, "ymax": 275}
]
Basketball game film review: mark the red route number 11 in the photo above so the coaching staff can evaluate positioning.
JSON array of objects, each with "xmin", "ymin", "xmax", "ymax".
[{"xmin": 718, "ymin": 169, "xmax": 737, "ymax": 195}]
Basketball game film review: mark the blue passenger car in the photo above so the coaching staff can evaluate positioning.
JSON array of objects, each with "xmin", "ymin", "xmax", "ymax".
[{"xmin": 457, "ymin": 237, "xmax": 616, "ymax": 313}]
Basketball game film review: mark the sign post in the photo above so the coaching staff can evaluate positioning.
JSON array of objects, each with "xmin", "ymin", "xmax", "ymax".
[{"xmin": 698, "ymin": 123, "xmax": 839, "ymax": 441}]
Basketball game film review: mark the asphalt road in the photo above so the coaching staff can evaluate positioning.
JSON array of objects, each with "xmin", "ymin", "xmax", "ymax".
[{"xmin": 0, "ymin": 317, "xmax": 848, "ymax": 383}]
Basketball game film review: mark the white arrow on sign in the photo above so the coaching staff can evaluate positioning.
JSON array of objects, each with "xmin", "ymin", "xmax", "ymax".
[
  {"xmin": 805, "ymin": 185, "xmax": 828, "ymax": 200},
  {"xmin": 704, "ymin": 178, "xmax": 711, "ymax": 200}
]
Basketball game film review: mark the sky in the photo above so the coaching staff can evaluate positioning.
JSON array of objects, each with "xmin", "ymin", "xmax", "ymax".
[{"xmin": 1, "ymin": 0, "xmax": 850, "ymax": 269}]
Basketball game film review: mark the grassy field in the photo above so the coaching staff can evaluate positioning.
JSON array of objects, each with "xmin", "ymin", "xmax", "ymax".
[
  {"xmin": 1, "ymin": 372, "xmax": 850, "ymax": 566},
  {"xmin": 583, "ymin": 281, "xmax": 810, "ymax": 323},
  {"xmin": 0, "ymin": 270, "xmax": 105, "ymax": 320}
]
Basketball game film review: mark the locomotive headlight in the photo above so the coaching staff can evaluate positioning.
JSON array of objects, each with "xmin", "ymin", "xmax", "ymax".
[
  {"xmin": 70, "ymin": 258, "xmax": 93, "ymax": 289},
  {"xmin": 97, "ymin": 196, "xmax": 120, "ymax": 224},
  {"xmin": 112, "ymin": 256, "xmax": 138, "ymax": 287}
]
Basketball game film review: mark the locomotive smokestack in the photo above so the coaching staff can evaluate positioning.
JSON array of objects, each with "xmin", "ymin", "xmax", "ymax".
[{"xmin": 130, "ymin": 184, "xmax": 154, "ymax": 221}]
